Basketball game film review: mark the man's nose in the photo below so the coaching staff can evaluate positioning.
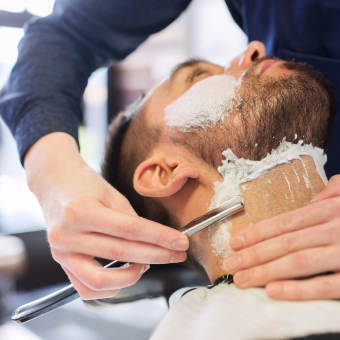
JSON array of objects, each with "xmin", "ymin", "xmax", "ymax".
[{"xmin": 224, "ymin": 41, "xmax": 266, "ymax": 73}]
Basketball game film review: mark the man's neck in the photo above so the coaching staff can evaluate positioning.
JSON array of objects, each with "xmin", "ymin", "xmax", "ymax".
[
  {"xmin": 231, "ymin": 155, "xmax": 325, "ymax": 235},
  {"xmin": 206, "ymin": 155, "xmax": 326, "ymax": 283}
]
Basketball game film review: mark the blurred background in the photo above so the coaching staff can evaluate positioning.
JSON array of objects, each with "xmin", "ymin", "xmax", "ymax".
[{"xmin": 0, "ymin": 0, "xmax": 247, "ymax": 339}]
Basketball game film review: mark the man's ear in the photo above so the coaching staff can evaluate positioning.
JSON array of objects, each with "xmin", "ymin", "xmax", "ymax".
[{"xmin": 133, "ymin": 155, "xmax": 199, "ymax": 197}]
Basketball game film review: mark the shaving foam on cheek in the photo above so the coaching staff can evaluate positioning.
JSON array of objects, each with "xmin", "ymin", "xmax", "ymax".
[
  {"xmin": 208, "ymin": 139, "xmax": 328, "ymax": 259},
  {"xmin": 164, "ymin": 74, "xmax": 241, "ymax": 129}
]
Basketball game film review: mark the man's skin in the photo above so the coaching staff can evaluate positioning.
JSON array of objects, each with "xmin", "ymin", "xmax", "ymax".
[{"xmin": 24, "ymin": 41, "xmax": 340, "ymax": 300}]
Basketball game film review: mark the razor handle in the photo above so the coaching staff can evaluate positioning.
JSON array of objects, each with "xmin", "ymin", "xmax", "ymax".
[{"xmin": 11, "ymin": 260, "xmax": 121, "ymax": 324}]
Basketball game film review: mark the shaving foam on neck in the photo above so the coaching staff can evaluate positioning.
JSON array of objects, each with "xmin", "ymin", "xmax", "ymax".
[
  {"xmin": 164, "ymin": 74, "xmax": 241, "ymax": 129},
  {"xmin": 209, "ymin": 139, "xmax": 328, "ymax": 259}
]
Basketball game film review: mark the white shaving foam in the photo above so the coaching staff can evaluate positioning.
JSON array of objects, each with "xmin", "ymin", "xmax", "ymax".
[
  {"xmin": 292, "ymin": 164, "xmax": 300, "ymax": 183},
  {"xmin": 164, "ymin": 74, "xmax": 241, "ymax": 129},
  {"xmin": 303, "ymin": 173, "xmax": 312, "ymax": 189},
  {"xmin": 282, "ymin": 171, "xmax": 294, "ymax": 200},
  {"xmin": 209, "ymin": 139, "xmax": 328, "ymax": 259}
]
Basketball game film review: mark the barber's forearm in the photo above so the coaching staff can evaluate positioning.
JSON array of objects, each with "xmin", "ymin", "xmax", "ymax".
[{"xmin": 24, "ymin": 132, "xmax": 84, "ymax": 203}]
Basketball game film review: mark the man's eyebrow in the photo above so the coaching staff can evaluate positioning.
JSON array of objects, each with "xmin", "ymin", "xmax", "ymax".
[{"xmin": 169, "ymin": 58, "xmax": 207, "ymax": 83}]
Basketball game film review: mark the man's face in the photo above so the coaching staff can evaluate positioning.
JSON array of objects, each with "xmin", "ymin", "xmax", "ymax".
[
  {"xmin": 144, "ymin": 42, "xmax": 292, "ymax": 130},
  {"xmin": 134, "ymin": 41, "xmax": 305, "ymax": 222}
]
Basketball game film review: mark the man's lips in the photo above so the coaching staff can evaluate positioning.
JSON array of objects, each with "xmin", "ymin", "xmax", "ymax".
[{"xmin": 258, "ymin": 59, "xmax": 283, "ymax": 75}]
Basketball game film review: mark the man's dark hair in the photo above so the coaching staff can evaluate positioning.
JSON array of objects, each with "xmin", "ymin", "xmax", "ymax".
[{"xmin": 102, "ymin": 61, "xmax": 336, "ymax": 276}]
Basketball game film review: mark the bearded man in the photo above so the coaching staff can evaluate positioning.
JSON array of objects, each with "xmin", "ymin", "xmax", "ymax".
[{"xmin": 101, "ymin": 41, "xmax": 340, "ymax": 339}]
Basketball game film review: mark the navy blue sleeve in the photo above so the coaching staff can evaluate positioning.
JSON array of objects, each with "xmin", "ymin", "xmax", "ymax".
[{"xmin": 0, "ymin": 0, "xmax": 191, "ymax": 163}]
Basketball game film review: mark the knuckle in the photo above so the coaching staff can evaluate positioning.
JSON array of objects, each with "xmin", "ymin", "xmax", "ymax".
[
  {"xmin": 114, "ymin": 194, "xmax": 133, "ymax": 211},
  {"xmin": 291, "ymin": 252, "xmax": 310, "ymax": 270},
  {"xmin": 87, "ymin": 272, "xmax": 105, "ymax": 291},
  {"xmin": 277, "ymin": 214, "xmax": 294, "ymax": 233},
  {"xmin": 107, "ymin": 244, "xmax": 127, "ymax": 261},
  {"xmin": 247, "ymin": 226, "xmax": 263, "ymax": 244},
  {"xmin": 118, "ymin": 219, "xmax": 139, "ymax": 240},
  {"xmin": 50, "ymin": 248, "xmax": 62, "ymax": 263},
  {"xmin": 154, "ymin": 229, "xmax": 167, "ymax": 247},
  {"xmin": 48, "ymin": 224, "xmax": 75, "ymax": 250},
  {"xmin": 248, "ymin": 246, "xmax": 260, "ymax": 264},
  {"xmin": 281, "ymin": 233, "xmax": 298, "ymax": 253},
  {"xmin": 151, "ymin": 250, "xmax": 165, "ymax": 264},
  {"xmin": 62, "ymin": 199, "xmax": 93, "ymax": 225},
  {"xmin": 48, "ymin": 226, "xmax": 63, "ymax": 247},
  {"xmin": 62, "ymin": 202, "xmax": 79, "ymax": 222}
]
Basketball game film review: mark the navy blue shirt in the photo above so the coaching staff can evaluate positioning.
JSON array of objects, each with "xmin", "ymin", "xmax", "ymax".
[{"xmin": 1, "ymin": 0, "xmax": 340, "ymax": 177}]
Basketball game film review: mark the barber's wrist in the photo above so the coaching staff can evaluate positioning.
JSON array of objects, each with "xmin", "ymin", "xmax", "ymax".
[{"xmin": 24, "ymin": 132, "xmax": 83, "ymax": 197}]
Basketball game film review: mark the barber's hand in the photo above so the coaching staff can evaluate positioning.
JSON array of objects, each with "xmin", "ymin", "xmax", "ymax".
[
  {"xmin": 224, "ymin": 175, "xmax": 340, "ymax": 301},
  {"xmin": 25, "ymin": 133, "xmax": 188, "ymax": 300}
]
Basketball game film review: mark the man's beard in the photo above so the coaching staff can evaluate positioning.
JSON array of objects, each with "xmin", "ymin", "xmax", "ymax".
[{"xmin": 169, "ymin": 58, "xmax": 334, "ymax": 169}]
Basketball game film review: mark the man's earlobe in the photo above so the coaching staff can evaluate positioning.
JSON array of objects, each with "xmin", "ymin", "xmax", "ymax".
[{"xmin": 133, "ymin": 157, "xmax": 199, "ymax": 198}]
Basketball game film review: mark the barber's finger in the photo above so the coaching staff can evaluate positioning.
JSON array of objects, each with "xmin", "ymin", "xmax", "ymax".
[
  {"xmin": 233, "ymin": 246, "xmax": 340, "ymax": 288},
  {"xmin": 265, "ymin": 273, "xmax": 340, "ymax": 301},
  {"xmin": 225, "ymin": 221, "xmax": 338, "ymax": 274},
  {"xmin": 59, "ymin": 233, "xmax": 187, "ymax": 264},
  {"xmin": 69, "ymin": 203, "xmax": 189, "ymax": 251},
  {"xmin": 311, "ymin": 175, "xmax": 340, "ymax": 203},
  {"xmin": 62, "ymin": 266, "xmax": 120, "ymax": 300},
  {"xmin": 229, "ymin": 198, "xmax": 338, "ymax": 251},
  {"xmin": 53, "ymin": 251, "xmax": 149, "ymax": 291}
]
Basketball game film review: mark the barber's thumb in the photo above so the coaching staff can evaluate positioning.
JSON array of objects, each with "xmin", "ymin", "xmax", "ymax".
[{"xmin": 311, "ymin": 175, "xmax": 340, "ymax": 204}]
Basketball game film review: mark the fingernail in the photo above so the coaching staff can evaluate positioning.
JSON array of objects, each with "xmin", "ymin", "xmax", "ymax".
[
  {"xmin": 230, "ymin": 235, "xmax": 245, "ymax": 250},
  {"xmin": 310, "ymin": 197, "xmax": 321, "ymax": 204},
  {"xmin": 224, "ymin": 255, "xmax": 242, "ymax": 271},
  {"xmin": 234, "ymin": 270, "xmax": 251, "ymax": 285},
  {"xmin": 170, "ymin": 252, "xmax": 187, "ymax": 263},
  {"xmin": 140, "ymin": 264, "xmax": 150, "ymax": 274},
  {"xmin": 266, "ymin": 283, "xmax": 282, "ymax": 296},
  {"xmin": 311, "ymin": 189, "xmax": 326, "ymax": 203},
  {"xmin": 172, "ymin": 239, "xmax": 189, "ymax": 251},
  {"xmin": 310, "ymin": 196, "xmax": 319, "ymax": 204}
]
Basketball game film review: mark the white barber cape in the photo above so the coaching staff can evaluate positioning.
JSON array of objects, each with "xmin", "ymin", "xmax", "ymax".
[{"xmin": 149, "ymin": 283, "xmax": 340, "ymax": 340}]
